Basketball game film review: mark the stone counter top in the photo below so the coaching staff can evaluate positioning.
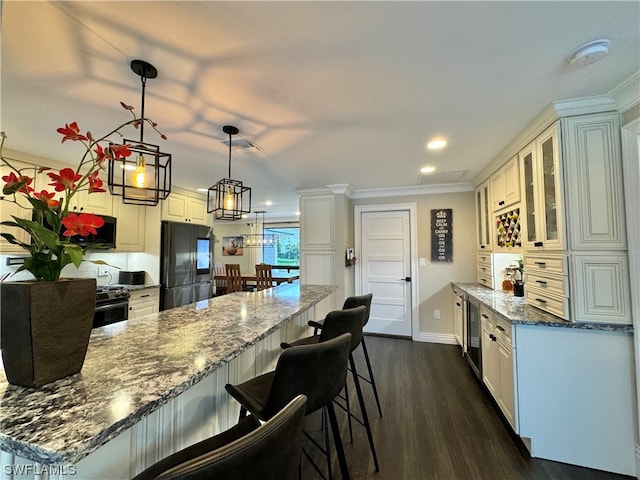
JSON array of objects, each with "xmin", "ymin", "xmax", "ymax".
[
  {"xmin": 452, "ymin": 282, "xmax": 633, "ymax": 333},
  {"xmin": 0, "ymin": 283, "xmax": 335, "ymax": 465}
]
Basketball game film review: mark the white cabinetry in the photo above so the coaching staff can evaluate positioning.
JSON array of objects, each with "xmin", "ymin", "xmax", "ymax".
[
  {"xmin": 113, "ymin": 200, "xmax": 146, "ymax": 252},
  {"xmin": 477, "ymin": 251, "xmax": 493, "ymax": 289},
  {"xmin": 490, "ymin": 155, "xmax": 520, "ymax": 211},
  {"xmin": 0, "ymin": 160, "xmax": 35, "ymax": 252},
  {"xmin": 474, "ymin": 180, "xmax": 492, "ymax": 251},
  {"xmin": 516, "ymin": 106, "xmax": 629, "ymax": 323},
  {"xmin": 162, "ymin": 193, "xmax": 208, "ymax": 224},
  {"xmin": 128, "ymin": 287, "xmax": 159, "ymax": 319},
  {"xmin": 481, "ymin": 307, "xmax": 518, "ymax": 432},
  {"xmin": 521, "ymin": 123, "xmax": 564, "ymax": 251},
  {"xmin": 452, "ymin": 286, "xmax": 465, "ymax": 348},
  {"xmin": 69, "ymin": 189, "xmax": 113, "ymax": 216}
]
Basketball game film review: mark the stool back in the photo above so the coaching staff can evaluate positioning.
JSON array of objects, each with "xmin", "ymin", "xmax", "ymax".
[
  {"xmin": 319, "ymin": 305, "xmax": 367, "ymax": 352},
  {"xmin": 263, "ymin": 333, "xmax": 351, "ymax": 418},
  {"xmin": 343, "ymin": 293, "xmax": 373, "ymax": 326}
]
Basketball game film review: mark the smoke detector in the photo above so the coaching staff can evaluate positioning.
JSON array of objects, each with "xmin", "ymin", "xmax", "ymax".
[{"xmin": 568, "ymin": 39, "xmax": 610, "ymax": 67}]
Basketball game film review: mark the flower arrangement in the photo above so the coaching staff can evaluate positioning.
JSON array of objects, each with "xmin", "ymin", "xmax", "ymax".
[{"xmin": 0, "ymin": 102, "xmax": 166, "ymax": 282}]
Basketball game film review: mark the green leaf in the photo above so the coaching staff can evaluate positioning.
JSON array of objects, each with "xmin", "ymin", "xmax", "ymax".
[
  {"xmin": 0, "ymin": 232, "xmax": 30, "ymax": 249},
  {"xmin": 64, "ymin": 244, "xmax": 84, "ymax": 268}
]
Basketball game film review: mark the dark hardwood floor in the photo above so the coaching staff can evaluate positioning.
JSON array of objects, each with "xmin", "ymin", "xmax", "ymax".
[{"xmin": 300, "ymin": 336, "xmax": 634, "ymax": 480}]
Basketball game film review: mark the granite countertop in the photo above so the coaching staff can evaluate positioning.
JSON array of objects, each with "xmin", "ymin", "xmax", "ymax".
[
  {"xmin": 0, "ymin": 283, "xmax": 336, "ymax": 465},
  {"xmin": 99, "ymin": 283, "xmax": 160, "ymax": 291},
  {"xmin": 452, "ymin": 282, "xmax": 633, "ymax": 333}
]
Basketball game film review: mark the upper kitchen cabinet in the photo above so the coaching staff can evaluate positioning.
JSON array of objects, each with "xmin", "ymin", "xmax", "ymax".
[
  {"xmin": 68, "ymin": 188, "xmax": 113, "ymax": 216},
  {"xmin": 161, "ymin": 191, "xmax": 209, "ymax": 224},
  {"xmin": 0, "ymin": 160, "xmax": 36, "ymax": 252},
  {"xmin": 520, "ymin": 123, "xmax": 564, "ymax": 251},
  {"xmin": 490, "ymin": 155, "xmax": 520, "ymax": 211},
  {"xmin": 562, "ymin": 113, "xmax": 626, "ymax": 251},
  {"xmin": 112, "ymin": 200, "xmax": 145, "ymax": 252},
  {"xmin": 474, "ymin": 180, "xmax": 492, "ymax": 251}
]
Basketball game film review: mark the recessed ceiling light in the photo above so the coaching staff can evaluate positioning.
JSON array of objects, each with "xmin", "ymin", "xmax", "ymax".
[
  {"xmin": 420, "ymin": 166, "xmax": 436, "ymax": 174},
  {"xmin": 265, "ymin": 200, "xmax": 273, "ymax": 206},
  {"xmin": 427, "ymin": 139, "xmax": 447, "ymax": 150},
  {"xmin": 568, "ymin": 39, "xmax": 610, "ymax": 67},
  {"xmin": 197, "ymin": 188, "xmax": 208, "ymax": 192}
]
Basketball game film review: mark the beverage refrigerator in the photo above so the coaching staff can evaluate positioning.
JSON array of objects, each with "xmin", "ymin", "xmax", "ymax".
[{"xmin": 160, "ymin": 221, "xmax": 213, "ymax": 311}]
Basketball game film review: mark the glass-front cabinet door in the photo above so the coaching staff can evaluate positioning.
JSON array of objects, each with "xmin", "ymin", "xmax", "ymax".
[
  {"xmin": 475, "ymin": 180, "xmax": 492, "ymax": 250},
  {"xmin": 521, "ymin": 122, "xmax": 564, "ymax": 250}
]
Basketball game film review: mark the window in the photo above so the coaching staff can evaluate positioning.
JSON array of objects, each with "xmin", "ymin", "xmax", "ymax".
[{"xmin": 263, "ymin": 226, "xmax": 299, "ymax": 268}]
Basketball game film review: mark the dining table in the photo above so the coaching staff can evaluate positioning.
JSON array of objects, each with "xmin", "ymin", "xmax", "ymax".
[{"xmin": 214, "ymin": 272, "xmax": 300, "ymax": 288}]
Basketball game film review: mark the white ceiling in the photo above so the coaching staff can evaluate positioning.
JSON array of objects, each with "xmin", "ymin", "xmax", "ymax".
[{"xmin": 2, "ymin": 1, "xmax": 639, "ymax": 220}]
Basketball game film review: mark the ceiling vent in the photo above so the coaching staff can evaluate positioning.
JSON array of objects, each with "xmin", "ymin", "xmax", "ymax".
[
  {"xmin": 417, "ymin": 170, "xmax": 468, "ymax": 185},
  {"xmin": 221, "ymin": 137, "xmax": 263, "ymax": 153}
]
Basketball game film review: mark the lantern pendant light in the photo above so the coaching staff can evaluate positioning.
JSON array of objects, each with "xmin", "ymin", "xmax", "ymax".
[
  {"xmin": 108, "ymin": 59, "xmax": 171, "ymax": 206},
  {"xmin": 207, "ymin": 125, "xmax": 251, "ymax": 220},
  {"xmin": 243, "ymin": 211, "xmax": 278, "ymax": 248}
]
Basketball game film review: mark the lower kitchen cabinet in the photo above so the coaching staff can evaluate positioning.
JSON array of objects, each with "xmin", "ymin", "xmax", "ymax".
[
  {"xmin": 128, "ymin": 287, "xmax": 160, "ymax": 319},
  {"xmin": 452, "ymin": 286, "xmax": 465, "ymax": 348},
  {"xmin": 481, "ymin": 307, "xmax": 518, "ymax": 432}
]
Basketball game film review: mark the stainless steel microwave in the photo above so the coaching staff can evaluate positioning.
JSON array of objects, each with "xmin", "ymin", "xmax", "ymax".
[{"xmin": 65, "ymin": 215, "xmax": 117, "ymax": 249}]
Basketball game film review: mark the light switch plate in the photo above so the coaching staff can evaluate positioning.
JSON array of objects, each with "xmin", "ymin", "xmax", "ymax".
[{"xmin": 419, "ymin": 257, "xmax": 426, "ymax": 267}]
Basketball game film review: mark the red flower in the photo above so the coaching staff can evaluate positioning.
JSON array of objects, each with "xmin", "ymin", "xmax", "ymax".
[
  {"xmin": 2, "ymin": 171, "xmax": 33, "ymax": 194},
  {"xmin": 110, "ymin": 144, "xmax": 132, "ymax": 160},
  {"xmin": 33, "ymin": 190, "xmax": 60, "ymax": 207},
  {"xmin": 56, "ymin": 122, "xmax": 88, "ymax": 143},
  {"xmin": 93, "ymin": 143, "xmax": 110, "ymax": 165},
  {"xmin": 120, "ymin": 101, "xmax": 134, "ymax": 111},
  {"xmin": 47, "ymin": 168, "xmax": 82, "ymax": 192},
  {"xmin": 88, "ymin": 171, "xmax": 106, "ymax": 193},
  {"xmin": 61, "ymin": 213, "xmax": 104, "ymax": 237}
]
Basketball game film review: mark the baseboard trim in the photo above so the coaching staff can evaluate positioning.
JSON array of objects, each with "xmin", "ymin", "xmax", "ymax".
[{"xmin": 413, "ymin": 332, "xmax": 459, "ymax": 345}]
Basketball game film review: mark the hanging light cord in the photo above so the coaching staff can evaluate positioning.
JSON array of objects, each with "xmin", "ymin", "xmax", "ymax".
[
  {"xmin": 139, "ymin": 71, "xmax": 147, "ymax": 143},
  {"xmin": 227, "ymin": 131, "xmax": 232, "ymax": 178}
]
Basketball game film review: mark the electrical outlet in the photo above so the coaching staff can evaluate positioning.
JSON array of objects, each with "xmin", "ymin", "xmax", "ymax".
[
  {"xmin": 97, "ymin": 267, "xmax": 109, "ymax": 277},
  {"xmin": 434, "ymin": 309, "xmax": 441, "ymax": 319}
]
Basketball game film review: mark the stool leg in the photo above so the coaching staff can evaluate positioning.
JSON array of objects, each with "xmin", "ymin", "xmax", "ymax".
[
  {"xmin": 361, "ymin": 336, "xmax": 383, "ymax": 417},
  {"xmin": 323, "ymin": 407, "xmax": 333, "ymax": 480},
  {"xmin": 344, "ymin": 383, "xmax": 353, "ymax": 443},
  {"xmin": 326, "ymin": 403, "xmax": 350, "ymax": 480},
  {"xmin": 349, "ymin": 354, "xmax": 380, "ymax": 472},
  {"xmin": 238, "ymin": 406, "xmax": 247, "ymax": 422}
]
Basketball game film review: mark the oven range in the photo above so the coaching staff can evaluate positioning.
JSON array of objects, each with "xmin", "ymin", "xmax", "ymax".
[{"xmin": 93, "ymin": 286, "xmax": 130, "ymax": 328}]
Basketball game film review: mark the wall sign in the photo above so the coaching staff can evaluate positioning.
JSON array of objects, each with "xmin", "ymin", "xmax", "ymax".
[{"xmin": 431, "ymin": 208, "xmax": 453, "ymax": 263}]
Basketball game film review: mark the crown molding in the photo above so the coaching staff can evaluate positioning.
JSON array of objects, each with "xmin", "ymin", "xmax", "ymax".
[
  {"xmin": 350, "ymin": 183, "xmax": 473, "ymax": 199},
  {"xmin": 326, "ymin": 183, "xmax": 354, "ymax": 196},
  {"xmin": 609, "ymin": 70, "xmax": 640, "ymax": 113}
]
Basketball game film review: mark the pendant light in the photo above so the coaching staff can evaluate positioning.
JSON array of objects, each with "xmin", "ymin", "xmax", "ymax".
[
  {"xmin": 108, "ymin": 59, "xmax": 171, "ymax": 206},
  {"xmin": 243, "ymin": 211, "xmax": 278, "ymax": 247},
  {"xmin": 207, "ymin": 125, "xmax": 251, "ymax": 220}
]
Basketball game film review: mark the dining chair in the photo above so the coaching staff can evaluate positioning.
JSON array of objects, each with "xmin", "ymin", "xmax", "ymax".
[
  {"xmin": 214, "ymin": 262, "xmax": 227, "ymax": 296},
  {"xmin": 255, "ymin": 264, "xmax": 273, "ymax": 291},
  {"xmin": 132, "ymin": 395, "xmax": 307, "ymax": 480},
  {"xmin": 225, "ymin": 264, "xmax": 243, "ymax": 293},
  {"xmin": 226, "ymin": 333, "xmax": 353, "ymax": 480}
]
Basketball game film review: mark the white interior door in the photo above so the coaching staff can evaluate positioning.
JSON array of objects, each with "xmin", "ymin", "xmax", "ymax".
[{"xmin": 359, "ymin": 209, "xmax": 412, "ymax": 336}]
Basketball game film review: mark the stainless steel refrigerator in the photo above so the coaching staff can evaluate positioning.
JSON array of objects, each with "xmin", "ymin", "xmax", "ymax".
[{"xmin": 160, "ymin": 221, "xmax": 213, "ymax": 311}]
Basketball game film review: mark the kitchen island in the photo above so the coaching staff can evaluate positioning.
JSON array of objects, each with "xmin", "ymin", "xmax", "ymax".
[
  {"xmin": 452, "ymin": 282, "xmax": 635, "ymax": 476},
  {"xmin": 0, "ymin": 283, "xmax": 335, "ymax": 479}
]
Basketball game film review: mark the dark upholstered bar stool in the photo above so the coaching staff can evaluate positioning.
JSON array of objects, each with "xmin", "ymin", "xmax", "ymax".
[
  {"xmin": 284, "ymin": 305, "xmax": 380, "ymax": 473},
  {"xmin": 312, "ymin": 293, "xmax": 383, "ymax": 418},
  {"xmin": 225, "ymin": 334, "xmax": 352, "ymax": 480},
  {"xmin": 132, "ymin": 395, "xmax": 307, "ymax": 480}
]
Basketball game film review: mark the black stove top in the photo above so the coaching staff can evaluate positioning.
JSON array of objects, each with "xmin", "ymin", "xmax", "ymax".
[{"xmin": 96, "ymin": 286, "xmax": 130, "ymax": 305}]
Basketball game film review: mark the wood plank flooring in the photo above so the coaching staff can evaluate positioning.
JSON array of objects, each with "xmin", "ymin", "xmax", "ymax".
[{"xmin": 300, "ymin": 336, "xmax": 634, "ymax": 480}]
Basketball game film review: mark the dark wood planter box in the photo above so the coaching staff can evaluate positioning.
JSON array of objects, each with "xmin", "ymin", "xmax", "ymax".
[{"xmin": 1, "ymin": 277, "xmax": 96, "ymax": 388}]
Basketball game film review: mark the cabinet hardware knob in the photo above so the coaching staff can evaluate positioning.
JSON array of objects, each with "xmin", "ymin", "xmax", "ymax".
[
  {"xmin": 534, "ymin": 241, "xmax": 543, "ymax": 247},
  {"xmin": 497, "ymin": 325, "xmax": 505, "ymax": 332},
  {"xmin": 536, "ymin": 280, "xmax": 547, "ymax": 285},
  {"xmin": 534, "ymin": 262, "xmax": 546, "ymax": 266},
  {"xmin": 535, "ymin": 298, "xmax": 547, "ymax": 304}
]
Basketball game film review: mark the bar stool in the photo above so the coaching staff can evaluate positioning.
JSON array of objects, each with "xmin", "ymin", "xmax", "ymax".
[
  {"xmin": 132, "ymin": 395, "xmax": 307, "ymax": 480},
  {"xmin": 225, "ymin": 333, "xmax": 352, "ymax": 480},
  {"xmin": 312, "ymin": 294, "xmax": 383, "ymax": 418},
  {"xmin": 283, "ymin": 305, "xmax": 379, "ymax": 472}
]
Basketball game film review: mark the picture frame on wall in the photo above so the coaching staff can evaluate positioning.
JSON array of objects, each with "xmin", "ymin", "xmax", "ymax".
[{"xmin": 222, "ymin": 236, "xmax": 244, "ymax": 256}]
